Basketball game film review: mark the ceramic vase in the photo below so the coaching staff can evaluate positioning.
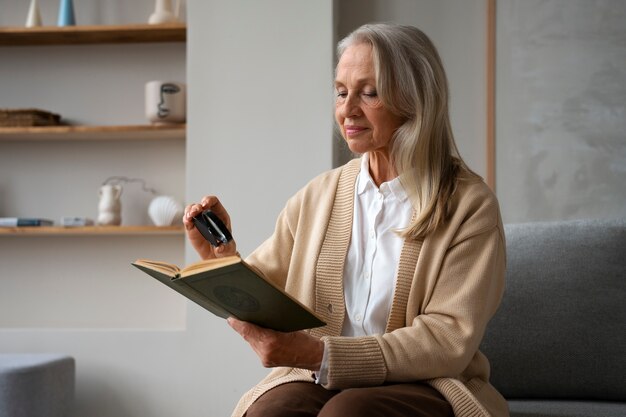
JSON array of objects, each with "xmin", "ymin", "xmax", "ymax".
[
  {"xmin": 148, "ymin": 0, "xmax": 179, "ymax": 24},
  {"xmin": 57, "ymin": 0, "xmax": 76, "ymax": 27},
  {"xmin": 26, "ymin": 0, "xmax": 42, "ymax": 27},
  {"xmin": 97, "ymin": 185, "xmax": 122, "ymax": 226}
]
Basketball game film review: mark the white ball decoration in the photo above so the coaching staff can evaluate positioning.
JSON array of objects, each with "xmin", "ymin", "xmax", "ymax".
[{"xmin": 148, "ymin": 196, "xmax": 183, "ymax": 226}]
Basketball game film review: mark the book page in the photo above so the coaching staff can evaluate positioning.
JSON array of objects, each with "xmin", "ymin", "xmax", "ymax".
[
  {"xmin": 180, "ymin": 255, "xmax": 241, "ymax": 276},
  {"xmin": 134, "ymin": 259, "xmax": 181, "ymax": 276}
]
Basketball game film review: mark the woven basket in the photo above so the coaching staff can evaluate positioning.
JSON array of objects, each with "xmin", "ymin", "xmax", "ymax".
[{"xmin": 0, "ymin": 109, "xmax": 62, "ymax": 127}]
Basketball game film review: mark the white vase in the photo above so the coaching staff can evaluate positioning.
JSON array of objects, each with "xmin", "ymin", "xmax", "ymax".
[
  {"xmin": 25, "ymin": 0, "xmax": 42, "ymax": 27},
  {"xmin": 97, "ymin": 185, "xmax": 122, "ymax": 226},
  {"xmin": 148, "ymin": 0, "xmax": 179, "ymax": 24}
]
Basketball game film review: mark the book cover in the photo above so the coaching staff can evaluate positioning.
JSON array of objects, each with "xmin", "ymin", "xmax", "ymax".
[
  {"xmin": 0, "ymin": 217, "xmax": 54, "ymax": 227},
  {"xmin": 132, "ymin": 256, "xmax": 326, "ymax": 332}
]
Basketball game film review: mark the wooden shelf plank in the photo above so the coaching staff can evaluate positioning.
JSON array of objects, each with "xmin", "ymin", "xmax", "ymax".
[
  {"xmin": 0, "ymin": 226, "xmax": 185, "ymax": 236},
  {"xmin": 0, "ymin": 124, "xmax": 185, "ymax": 141},
  {"xmin": 0, "ymin": 23, "xmax": 186, "ymax": 46}
]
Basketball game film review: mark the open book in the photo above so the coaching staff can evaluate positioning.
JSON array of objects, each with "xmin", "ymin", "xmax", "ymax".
[{"xmin": 132, "ymin": 255, "xmax": 326, "ymax": 332}]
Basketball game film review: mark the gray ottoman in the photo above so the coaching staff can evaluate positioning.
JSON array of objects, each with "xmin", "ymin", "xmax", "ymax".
[{"xmin": 0, "ymin": 354, "xmax": 74, "ymax": 417}]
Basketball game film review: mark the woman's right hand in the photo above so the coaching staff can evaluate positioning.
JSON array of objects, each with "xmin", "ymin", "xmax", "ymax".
[{"xmin": 183, "ymin": 195, "xmax": 237, "ymax": 260}]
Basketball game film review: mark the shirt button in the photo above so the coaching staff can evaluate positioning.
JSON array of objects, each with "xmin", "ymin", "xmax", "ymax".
[
  {"xmin": 364, "ymin": 271, "xmax": 370, "ymax": 280},
  {"xmin": 369, "ymin": 229, "xmax": 375, "ymax": 239},
  {"xmin": 355, "ymin": 314, "xmax": 362, "ymax": 322}
]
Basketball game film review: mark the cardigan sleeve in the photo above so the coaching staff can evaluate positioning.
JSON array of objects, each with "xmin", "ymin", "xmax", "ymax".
[{"xmin": 320, "ymin": 185, "xmax": 506, "ymax": 389}]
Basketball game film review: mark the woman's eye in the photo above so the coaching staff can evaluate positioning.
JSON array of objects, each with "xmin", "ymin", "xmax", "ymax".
[
  {"xmin": 361, "ymin": 90, "xmax": 381, "ymax": 106},
  {"xmin": 335, "ymin": 89, "xmax": 380, "ymax": 106}
]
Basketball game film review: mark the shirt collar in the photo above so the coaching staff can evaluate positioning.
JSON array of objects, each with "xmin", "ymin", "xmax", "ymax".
[{"xmin": 357, "ymin": 155, "xmax": 408, "ymax": 202}]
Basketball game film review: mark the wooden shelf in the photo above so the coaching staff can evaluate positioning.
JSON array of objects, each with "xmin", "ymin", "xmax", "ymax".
[
  {"xmin": 0, "ymin": 124, "xmax": 185, "ymax": 141},
  {"xmin": 0, "ymin": 23, "xmax": 186, "ymax": 46},
  {"xmin": 0, "ymin": 226, "xmax": 184, "ymax": 236}
]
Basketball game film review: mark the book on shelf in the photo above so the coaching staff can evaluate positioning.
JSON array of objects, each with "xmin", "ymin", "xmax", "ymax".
[
  {"xmin": 132, "ymin": 255, "xmax": 326, "ymax": 332},
  {"xmin": 0, "ymin": 217, "xmax": 54, "ymax": 227},
  {"xmin": 0, "ymin": 108, "xmax": 61, "ymax": 127}
]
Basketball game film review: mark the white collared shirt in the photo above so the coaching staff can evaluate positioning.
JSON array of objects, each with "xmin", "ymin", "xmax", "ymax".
[{"xmin": 316, "ymin": 155, "xmax": 413, "ymax": 382}]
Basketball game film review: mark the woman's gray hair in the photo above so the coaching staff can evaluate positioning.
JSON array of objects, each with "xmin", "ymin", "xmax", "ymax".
[{"xmin": 337, "ymin": 23, "xmax": 474, "ymax": 238}]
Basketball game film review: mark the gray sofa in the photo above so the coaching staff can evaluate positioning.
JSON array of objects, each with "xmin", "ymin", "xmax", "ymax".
[
  {"xmin": 480, "ymin": 219, "xmax": 625, "ymax": 417},
  {"xmin": 0, "ymin": 354, "xmax": 74, "ymax": 417}
]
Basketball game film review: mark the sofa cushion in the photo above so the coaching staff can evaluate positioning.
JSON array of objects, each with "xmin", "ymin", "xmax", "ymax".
[
  {"xmin": 508, "ymin": 399, "xmax": 626, "ymax": 417},
  {"xmin": 480, "ymin": 219, "xmax": 626, "ymax": 401},
  {"xmin": 0, "ymin": 354, "xmax": 74, "ymax": 417}
]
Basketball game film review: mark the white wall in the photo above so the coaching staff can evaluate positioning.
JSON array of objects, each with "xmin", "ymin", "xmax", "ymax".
[
  {"xmin": 187, "ymin": 0, "xmax": 335, "ymax": 256},
  {"xmin": 184, "ymin": 1, "xmax": 334, "ymax": 414},
  {"xmin": 496, "ymin": 0, "xmax": 626, "ymax": 222}
]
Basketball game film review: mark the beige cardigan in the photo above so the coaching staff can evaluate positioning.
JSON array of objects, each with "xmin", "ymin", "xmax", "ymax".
[{"xmin": 232, "ymin": 158, "xmax": 509, "ymax": 417}]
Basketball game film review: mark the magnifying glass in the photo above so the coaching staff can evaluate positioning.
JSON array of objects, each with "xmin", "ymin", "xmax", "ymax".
[{"xmin": 191, "ymin": 210, "xmax": 233, "ymax": 247}]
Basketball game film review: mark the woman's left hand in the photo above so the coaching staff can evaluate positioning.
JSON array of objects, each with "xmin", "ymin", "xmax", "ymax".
[{"xmin": 227, "ymin": 317, "xmax": 324, "ymax": 371}]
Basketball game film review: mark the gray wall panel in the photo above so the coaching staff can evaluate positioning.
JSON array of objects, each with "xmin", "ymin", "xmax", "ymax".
[{"xmin": 496, "ymin": 0, "xmax": 626, "ymax": 222}]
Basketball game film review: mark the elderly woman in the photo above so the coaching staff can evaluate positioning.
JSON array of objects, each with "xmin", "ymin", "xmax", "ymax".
[{"xmin": 184, "ymin": 23, "xmax": 508, "ymax": 417}]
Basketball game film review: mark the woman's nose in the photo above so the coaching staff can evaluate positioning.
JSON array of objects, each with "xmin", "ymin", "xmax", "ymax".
[{"xmin": 339, "ymin": 93, "xmax": 362, "ymax": 118}]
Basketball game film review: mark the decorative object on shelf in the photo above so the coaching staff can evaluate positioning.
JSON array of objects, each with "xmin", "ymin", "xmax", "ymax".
[
  {"xmin": 0, "ymin": 108, "xmax": 61, "ymax": 127},
  {"xmin": 99, "ymin": 177, "xmax": 182, "ymax": 226},
  {"xmin": 145, "ymin": 81, "xmax": 186, "ymax": 124},
  {"xmin": 97, "ymin": 184, "xmax": 122, "ymax": 226},
  {"xmin": 57, "ymin": 0, "xmax": 76, "ymax": 26},
  {"xmin": 148, "ymin": 195, "xmax": 183, "ymax": 226},
  {"xmin": 25, "ymin": 0, "xmax": 43, "ymax": 27},
  {"xmin": 60, "ymin": 216, "xmax": 94, "ymax": 227},
  {"xmin": 98, "ymin": 176, "xmax": 156, "ymax": 226},
  {"xmin": 148, "ymin": 0, "xmax": 182, "ymax": 24},
  {"xmin": 0, "ymin": 217, "xmax": 54, "ymax": 227}
]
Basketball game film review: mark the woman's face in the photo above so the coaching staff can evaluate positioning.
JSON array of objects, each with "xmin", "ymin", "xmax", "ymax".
[{"xmin": 335, "ymin": 43, "xmax": 403, "ymax": 155}]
